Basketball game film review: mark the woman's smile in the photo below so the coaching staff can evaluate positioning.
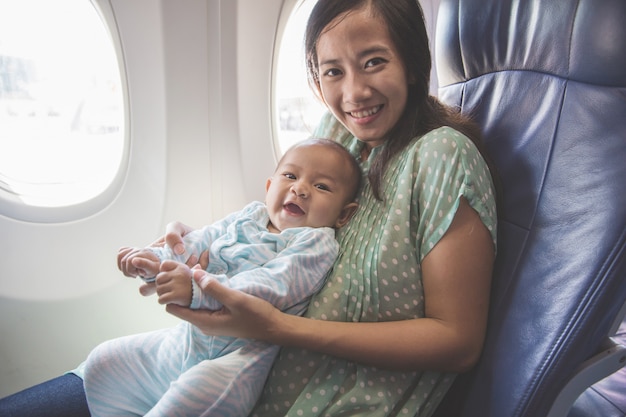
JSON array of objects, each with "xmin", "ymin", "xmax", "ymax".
[
  {"xmin": 348, "ymin": 104, "xmax": 383, "ymax": 122},
  {"xmin": 349, "ymin": 106, "xmax": 383, "ymax": 119}
]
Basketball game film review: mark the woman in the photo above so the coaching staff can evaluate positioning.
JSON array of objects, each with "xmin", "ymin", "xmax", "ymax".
[
  {"xmin": 0, "ymin": 0, "xmax": 496, "ymax": 416},
  {"xmin": 166, "ymin": 0, "xmax": 497, "ymax": 416}
]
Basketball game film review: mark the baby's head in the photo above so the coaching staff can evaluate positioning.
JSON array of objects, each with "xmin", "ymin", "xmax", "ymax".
[{"xmin": 265, "ymin": 138, "xmax": 361, "ymax": 232}]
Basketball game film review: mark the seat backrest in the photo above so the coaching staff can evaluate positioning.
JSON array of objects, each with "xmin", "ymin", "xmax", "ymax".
[{"xmin": 433, "ymin": 0, "xmax": 626, "ymax": 416}]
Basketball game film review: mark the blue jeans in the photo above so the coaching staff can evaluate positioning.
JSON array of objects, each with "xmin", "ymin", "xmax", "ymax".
[{"xmin": 0, "ymin": 373, "xmax": 90, "ymax": 417}]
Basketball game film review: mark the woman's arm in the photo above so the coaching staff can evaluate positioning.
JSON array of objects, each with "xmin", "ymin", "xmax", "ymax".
[{"xmin": 168, "ymin": 198, "xmax": 494, "ymax": 373}]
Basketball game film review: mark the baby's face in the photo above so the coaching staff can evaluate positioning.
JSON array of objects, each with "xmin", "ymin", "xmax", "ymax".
[{"xmin": 265, "ymin": 144, "xmax": 355, "ymax": 231}]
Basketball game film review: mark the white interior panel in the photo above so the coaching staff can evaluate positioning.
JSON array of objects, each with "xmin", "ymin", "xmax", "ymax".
[{"xmin": 0, "ymin": 0, "xmax": 441, "ymax": 397}]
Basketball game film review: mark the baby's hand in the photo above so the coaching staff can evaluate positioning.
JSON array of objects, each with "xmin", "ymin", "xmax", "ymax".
[
  {"xmin": 155, "ymin": 260, "xmax": 193, "ymax": 307},
  {"xmin": 117, "ymin": 247, "xmax": 160, "ymax": 279}
]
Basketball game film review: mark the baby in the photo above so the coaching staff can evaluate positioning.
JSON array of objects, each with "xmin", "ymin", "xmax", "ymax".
[{"xmin": 82, "ymin": 138, "xmax": 362, "ymax": 417}]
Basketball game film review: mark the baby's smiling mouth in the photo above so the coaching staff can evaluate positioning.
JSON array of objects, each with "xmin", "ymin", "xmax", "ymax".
[{"xmin": 284, "ymin": 203, "xmax": 304, "ymax": 215}]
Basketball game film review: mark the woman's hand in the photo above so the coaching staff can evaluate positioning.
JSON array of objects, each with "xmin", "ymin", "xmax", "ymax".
[
  {"xmin": 163, "ymin": 221, "xmax": 195, "ymax": 257},
  {"xmin": 166, "ymin": 270, "xmax": 283, "ymax": 341}
]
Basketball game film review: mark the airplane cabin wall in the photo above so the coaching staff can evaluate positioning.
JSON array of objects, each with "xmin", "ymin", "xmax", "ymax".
[
  {"xmin": 0, "ymin": 0, "xmax": 439, "ymax": 397},
  {"xmin": 0, "ymin": 0, "xmax": 282, "ymax": 397}
]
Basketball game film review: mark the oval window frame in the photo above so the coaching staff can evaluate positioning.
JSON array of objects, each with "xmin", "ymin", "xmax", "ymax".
[
  {"xmin": 271, "ymin": 0, "xmax": 325, "ymax": 158},
  {"xmin": 0, "ymin": 0, "xmax": 129, "ymax": 223}
]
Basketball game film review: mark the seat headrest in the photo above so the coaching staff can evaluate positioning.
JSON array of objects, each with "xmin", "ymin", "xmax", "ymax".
[{"xmin": 436, "ymin": 0, "xmax": 626, "ymax": 87}]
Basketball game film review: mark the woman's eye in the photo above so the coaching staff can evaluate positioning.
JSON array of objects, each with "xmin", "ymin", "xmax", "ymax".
[
  {"xmin": 365, "ymin": 57, "xmax": 386, "ymax": 68},
  {"xmin": 322, "ymin": 68, "xmax": 342, "ymax": 77}
]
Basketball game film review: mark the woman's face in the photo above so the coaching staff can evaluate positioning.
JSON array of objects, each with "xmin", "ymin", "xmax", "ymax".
[{"xmin": 315, "ymin": 7, "xmax": 409, "ymax": 150}]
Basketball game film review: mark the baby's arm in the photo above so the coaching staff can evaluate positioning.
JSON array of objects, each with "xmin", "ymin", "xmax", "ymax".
[
  {"xmin": 147, "ymin": 220, "xmax": 231, "ymax": 305},
  {"xmin": 151, "ymin": 204, "xmax": 254, "ymax": 266},
  {"xmin": 191, "ymin": 228, "xmax": 338, "ymax": 315},
  {"xmin": 150, "ymin": 213, "xmax": 236, "ymax": 266},
  {"xmin": 128, "ymin": 204, "xmax": 253, "ymax": 300}
]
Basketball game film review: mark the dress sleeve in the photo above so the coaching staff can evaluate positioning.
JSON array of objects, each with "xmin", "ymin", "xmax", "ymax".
[{"xmin": 413, "ymin": 127, "xmax": 497, "ymax": 261}]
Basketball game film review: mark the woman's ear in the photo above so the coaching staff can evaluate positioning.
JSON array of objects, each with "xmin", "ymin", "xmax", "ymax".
[{"xmin": 334, "ymin": 202, "xmax": 359, "ymax": 229}]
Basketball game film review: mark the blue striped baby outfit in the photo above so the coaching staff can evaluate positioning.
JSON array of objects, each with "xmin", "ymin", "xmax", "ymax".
[{"xmin": 82, "ymin": 201, "xmax": 338, "ymax": 416}]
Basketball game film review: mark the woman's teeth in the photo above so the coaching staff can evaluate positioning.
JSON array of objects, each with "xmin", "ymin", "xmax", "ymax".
[{"xmin": 350, "ymin": 105, "xmax": 381, "ymax": 118}]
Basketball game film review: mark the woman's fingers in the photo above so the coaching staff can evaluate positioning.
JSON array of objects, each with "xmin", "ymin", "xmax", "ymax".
[{"xmin": 164, "ymin": 221, "xmax": 193, "ymax": 255}]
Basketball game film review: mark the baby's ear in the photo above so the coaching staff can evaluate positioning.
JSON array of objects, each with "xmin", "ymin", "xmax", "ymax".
[
  {"xmin": 334, "ymin": 202, "xmax": 359, "ymax": 229},
  {"xmin": 265, "ymin": 178, "xmax": 272, "ymax": 192}
]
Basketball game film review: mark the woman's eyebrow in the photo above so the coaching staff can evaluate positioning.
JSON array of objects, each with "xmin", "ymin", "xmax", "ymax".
[
  {"xmin": 318, "ymin": 58, "xmax": 340, "ymax": 67},
  {"xmin": 319, "ymin": 45, "xmax": 392, "ymax": 67},
  {"xmin": 357, "ymin": 46, "xmax": 392, "ymax": 59}
]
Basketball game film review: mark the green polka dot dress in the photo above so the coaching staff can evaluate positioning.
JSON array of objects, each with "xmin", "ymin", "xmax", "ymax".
[{"xmin": 251, "ymin": 114, "xmax": 497, "ymax": 417}]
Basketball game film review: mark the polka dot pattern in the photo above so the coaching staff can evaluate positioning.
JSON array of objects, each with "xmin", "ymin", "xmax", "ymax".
[{"xmin": 251, "ymin": 117, "xmax": 497, "ymax": 417}]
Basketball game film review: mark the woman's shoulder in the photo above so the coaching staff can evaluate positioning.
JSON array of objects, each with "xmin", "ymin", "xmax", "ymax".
[
  {"xmin": 412, "ymin": 126, "xmax": 477, "ymax": 154},
  {"xmin": 403, "ymin": 126, "xmax": 490, "ymax": 188},
  {"xmin": 404, "ymin": 125, "xmax": 485, "ymax": 171}
]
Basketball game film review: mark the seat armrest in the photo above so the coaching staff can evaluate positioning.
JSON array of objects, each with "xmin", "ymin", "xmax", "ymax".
[{"xmin": 548, "ymin": 340, "xmax": 626, "ymax": 417}]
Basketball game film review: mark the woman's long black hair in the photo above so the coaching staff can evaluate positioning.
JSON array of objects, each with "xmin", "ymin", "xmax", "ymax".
[{"xmin": 304, "ymin": 0, "xmax": 487, "ymax": 200}]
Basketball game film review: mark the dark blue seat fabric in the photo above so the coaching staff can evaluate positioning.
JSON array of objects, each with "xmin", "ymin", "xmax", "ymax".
[{"xmin": 431, "ymin": 0, "xmax": 626, "ymax": 416}]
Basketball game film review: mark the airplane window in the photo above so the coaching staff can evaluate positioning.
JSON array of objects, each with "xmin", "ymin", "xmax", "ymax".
[
  {"xmin": 0, "ymin": 0, "xmax": 125, "ymax": 213},
  {"xmin": 274, "ymin": 0, "xmax": 325, "ymax": 155}
]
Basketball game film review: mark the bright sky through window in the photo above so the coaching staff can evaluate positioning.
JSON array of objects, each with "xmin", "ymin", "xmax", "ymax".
[
  {"xmin": 0, "ymin": 0, "xmax": 124, "ymax": 208},
  {"xmin": 274, "ymin": 0, "xmax": 325, "ymax": 154}
]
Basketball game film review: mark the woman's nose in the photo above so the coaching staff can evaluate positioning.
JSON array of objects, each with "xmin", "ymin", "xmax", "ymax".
[{"xmin": 344, "ymin": 71, "xmax": 371, "ymax": 102}]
